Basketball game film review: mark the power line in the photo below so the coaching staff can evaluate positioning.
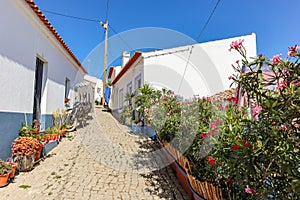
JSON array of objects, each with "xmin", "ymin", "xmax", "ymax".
[
  {"xmin": 41, "ymin": 9, "xmax": 100, "ymax": 23},
  {"xmin": 41, "ymin": 9, "xmax": 132, "ymax": 51},
  {"xmin": 177, "ymin": 46, "xmax": 194, "ymax": 94},
  {"xmin": 196, "ymin": 0, "xmax": 221, "ymax": 41},
  {"xmin": 108, "ymin": 24, "xmax": 133, "ymax": 50}
]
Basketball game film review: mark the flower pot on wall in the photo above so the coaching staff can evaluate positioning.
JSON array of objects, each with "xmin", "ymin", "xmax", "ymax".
[
  {"xmin": 14, "ymin": 154, "xmax": 35, "ymax": 172},
  {"xmin": 9, "ymin": 163, "xmax": 18, "ymax": 179},
  {"xmin": 0, "ymin": 173, "xmax": 9, "ymax": 187},
  {"xmin": 42, "ymin": 141, "xmax": 58, "ymax": 156}
]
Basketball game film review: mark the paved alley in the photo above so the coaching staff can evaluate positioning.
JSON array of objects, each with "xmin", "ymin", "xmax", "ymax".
[{"xmin": 0, "ymin": 108, "xmax": 190, "ymax": 200}]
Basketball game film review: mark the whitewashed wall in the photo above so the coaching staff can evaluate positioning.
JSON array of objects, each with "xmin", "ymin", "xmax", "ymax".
[
  {"xmin": 110, "ymin": 58, "xmax": 143, "ymax": 113},
  {"xmin": 144, "ymin": 33, "xmax": 257, "ymax": 98},
  {"xmin": 0, "ymin": 0, "xmax": 85, "ymax": 159}
]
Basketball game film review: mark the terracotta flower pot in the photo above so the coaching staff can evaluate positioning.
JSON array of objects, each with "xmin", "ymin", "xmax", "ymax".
[
  {"xmin": 59, "ymin": 128, "xmax": 67, "ymax": 137},
  {"xmin": 0, "ymin": 173, "xmax": 9, "ymax": 187},
  {"xmin": 9, "ymin": 163, "xmax": 18, "ymax": 179},
  {"xmin": 35, "ymin": 144, "xmax": 43, "ymax": 161}
]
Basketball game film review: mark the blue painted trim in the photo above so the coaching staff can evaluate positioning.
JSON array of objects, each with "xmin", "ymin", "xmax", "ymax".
[{"xmin": 134, "ymin": 73, "xmax": 142, "ymax": 92}]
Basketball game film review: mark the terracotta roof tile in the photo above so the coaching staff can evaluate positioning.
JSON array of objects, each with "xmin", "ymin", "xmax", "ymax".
[
  {"xmin": 208, "ymin": 88, "xmax": 236, "ymax": 102},
  {"xmin": 25, "ymin": 0, "xmax": 87, "ymax": 74}
]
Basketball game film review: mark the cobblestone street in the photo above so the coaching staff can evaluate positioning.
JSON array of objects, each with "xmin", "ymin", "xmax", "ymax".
[{"xmin": 0, "ymin": 108, "xmax": 190, "ymax": 200}]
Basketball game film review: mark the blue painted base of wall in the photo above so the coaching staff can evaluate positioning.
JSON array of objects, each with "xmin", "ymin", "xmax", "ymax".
[{"xmin": 0, "ymin": 111, "xmax": 53, "ymax": 160}]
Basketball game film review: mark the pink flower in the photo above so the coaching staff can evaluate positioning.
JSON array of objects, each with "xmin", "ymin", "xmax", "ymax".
[
  {"xmin": 252, "ymin": 105, "xmax": 262, "ymax": 115},
  {"xmin": 207, "ymin": 157, "xmax": 216, "ymax": 166},
  {"xmin": 280, "ymin": 124, "xmax": 287, "ymax": 131},
  {"xmin": 245, "ymin": 185, "xmax": 252, "ymax": 194},
  {"xmin": 150, "ymin": 99, "xmax": 155, "ymax": 104},
  {"xmin": 176, "ymin": 101, "xmax": 182, "ymax": 105},
  {"xmin": 144, "ymin": 108, "xmax": 149, "ymax": 113},
  {"xmin": 215, "ymin": 119, "xmax": 223, "ymax": 125},
  {"xmin": 292, "ymin": 80, "xmax": 300, "ymax": 87},
  {"xmin": 148, "ymin": 117, "xmax": 154, "ymax": 121},
  {"xmin": 162, "ymin": 96, "xmax": 167, "ymax": 101},
  {"xmin": 209, "ymin": 123, "xmax": 215, "ymax": 129},
  {"xmin": 167, "ymin": 112, "xmax": 170, "ymax": 116},
  {"xmin": 276, "ymin": 80, "xmax": 287, "ymax": 90},
  {"xmin": 229, "ymin": 39, "xmax": 244, "ymax": 51},
  {"xmin": 245, "ymin": 185, "xmax": 257, "ymax": 194},
  {"xmin": 272, "ymin": 54, "xmax": 282, "ymax": 65},
  {"xmin": 288, "ymin": 45, "xmax": 299, "ymax": 57}
]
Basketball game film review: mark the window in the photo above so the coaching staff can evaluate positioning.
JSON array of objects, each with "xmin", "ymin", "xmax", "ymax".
[
  {"xmin": 127, "ymin": 83, "xmax": 132, "ymax": 95},
  {"xmin": 119, "ymin": 89, "xmax": 123, "ymax": 109},
  {"xmin": 135, "ymin": 74, "xmax": 142, "ymax": 94},
  {"xmin": 64, "ymin": 78, "xmax": 70, "ymax": 106}
]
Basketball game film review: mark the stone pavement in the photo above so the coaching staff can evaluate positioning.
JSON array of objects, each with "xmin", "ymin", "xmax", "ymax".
[{"xmin": 0, "ymin": 108, "xmax": 191, "ymax": 200}]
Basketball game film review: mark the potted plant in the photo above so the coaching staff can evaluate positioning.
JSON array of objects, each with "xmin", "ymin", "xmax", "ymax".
[
  {"xmin": 11, "ymin": 137, "xmax": 40, "ymax": 171},
  {"xmin": 0, "ymin": 159, "xmax": 12, "ymax": 187},
  {"xmin": 8, "ymin": 161, "xmax": 18, "ymax": 179},
  {"xmin": 59, "ymin": 123, "xmax": 67, "ymax": 137}
]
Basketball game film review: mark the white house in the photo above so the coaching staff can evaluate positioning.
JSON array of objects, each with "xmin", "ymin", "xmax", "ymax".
[
  {"xmin": 0, "ymin": 0, "xmax": 87, "ymax": 159},
  {"xmin": 84, "ymin": 74, "xmax": 103, "ymax": 103},
  {"xmin": 108, "ymin": 33, "xmax": 257, "ymax": 117}
]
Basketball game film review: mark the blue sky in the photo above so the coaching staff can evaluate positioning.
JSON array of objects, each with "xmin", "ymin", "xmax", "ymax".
[{"xmin": 34, "ymin": 0, "xmax": 300, "ymax": 78}]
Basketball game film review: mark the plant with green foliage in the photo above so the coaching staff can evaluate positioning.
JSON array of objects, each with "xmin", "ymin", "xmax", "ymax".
[{"xmin": 0, "ymin": 159, "xmax": 12, "ymax": 175}]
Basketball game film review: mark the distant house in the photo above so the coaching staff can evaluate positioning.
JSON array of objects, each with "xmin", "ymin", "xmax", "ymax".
[
  {"xmin": 108, "ymin": 33, "xmax": 257, "ymax": 118},
  {"xmin": 84, "ymin": 74, "xmax": 103, "ymax": 103},
  {"xmin": 0, "ymin": 0, "xmax": 87, "ymax": 159}
]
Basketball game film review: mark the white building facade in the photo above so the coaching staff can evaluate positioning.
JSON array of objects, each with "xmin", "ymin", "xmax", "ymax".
[
  {"xmin": 84, "ymin": 74, "xmax": 103, "ymax": 103},
  {"xmin": 0, "ymin": 0, "xmax": 87, "ymax": 159},
  {"xmin": 109, "ymin": 33, "xmax": 257, "ymax": 117}
]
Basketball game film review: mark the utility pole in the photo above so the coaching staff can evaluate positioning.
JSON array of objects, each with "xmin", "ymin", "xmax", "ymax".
[{"xmin": 100, "ymin": 20, "xmax": 108, "ymax": 107}]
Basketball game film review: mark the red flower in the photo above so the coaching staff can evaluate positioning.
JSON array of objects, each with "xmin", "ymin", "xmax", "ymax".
[
  {"xmin": 207, "ymin": 157, "xmax": 216, "ymax": 166},
  {"xmin": 231, "ymin": 144, "xmax": 240, "ymax": 151},
  {"xmin": 244, "ymin": 141, "xmax": 251, "ymax": 148},
  {"xmin": 219, "ymin": 104, "xmax": 223, "ymax": 111},
  {"xmin": 288, "ymin": 45, "xmax": 299, "ymax": 57},
  {"xmin": 201, "ymin": 133, "xmax": 207, "ymax": 139}
]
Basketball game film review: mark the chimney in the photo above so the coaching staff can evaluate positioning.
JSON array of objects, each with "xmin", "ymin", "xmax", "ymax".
[{"xmin": 122, "ymin": 52, "xmax": 130, "ymax": 67}]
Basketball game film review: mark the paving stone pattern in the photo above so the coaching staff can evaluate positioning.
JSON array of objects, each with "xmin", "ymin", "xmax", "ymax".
[{"xmin": 0, "ymin": 108, "xmax": 191, "ymax": 200}]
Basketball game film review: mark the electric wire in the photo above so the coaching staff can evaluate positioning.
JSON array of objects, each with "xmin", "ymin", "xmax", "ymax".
[
  {"xmin": 41, "ymin": 9, "xmax": 133, "ymax": 53},
  {"xmin": 196, "ymin": 0, "xmax": 221, "ymax": 41},
  {"xmin": 108, "ymin": 24, "xmax": 133, "ymax": 50},
  {"xmin": 41, "ymin": 9, "xmax": 100, "ymax": 23},
  {"xmin": 177, "ymin": 46, "xmax": 194, "ymax": 94},
  {"xmin": 177, "ymin": 0, "xmax": 221, "ymax": 92}
]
